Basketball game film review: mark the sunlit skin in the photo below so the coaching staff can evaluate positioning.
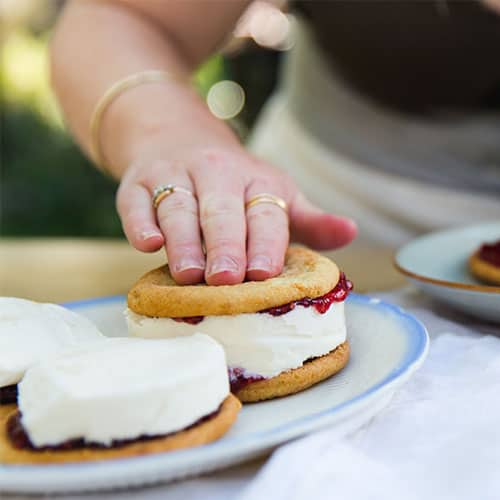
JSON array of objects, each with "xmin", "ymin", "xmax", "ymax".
[{"xmin": 50, "ymin": 0, "xmax": 357, "ymax": 286}]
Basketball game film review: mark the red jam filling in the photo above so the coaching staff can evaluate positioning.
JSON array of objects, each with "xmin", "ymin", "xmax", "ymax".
[
  {"xmin": 0, "ymin": 384, "xmax": 17, "ymax": 405},
  {"xmin": 228, "ymin": 355, "xmax": 322, "ymax": 393},
  {"xmin": 260, "ymin": 272, "xmax": 353, "ymax": 316},
  {"xmin": 478, "ymin": 240, "xmax": 500, "ymax": 267},
  {"xmin": 228, "ymin": 367, "xmax": 265, "ymax": 393},
  {"xmin": 7, "ymin": 407, "xmax": 220, "ymax": 451},
  {"xmin": 173, "ymin": 316, "xmax": 204, "ymax": 325},
  {"xmin": 174, "ymin": 272, "xmax": 353, "ymax": 324}
]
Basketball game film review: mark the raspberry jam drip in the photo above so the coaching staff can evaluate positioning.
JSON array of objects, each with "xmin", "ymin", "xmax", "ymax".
[
  {"xmin": 261, "ymin": 272, "xmax": 353, "ymax": 317},
  {"xmin": 172, "ymin": 316, "xmax": 204, "ymax": 325},
  {"xmin": 228, "ymin": 367, "xmax": 265, "ymax": 393},
  {"xmin": 228, "ymin": 355, "xmax": 323, "ymax": 393},
  {"xmin": 478, "ymin": 240, "xmax": 500, "ymax": 267},
  {"xmin": 7, "ymin": 407, "xmax": 220, "ymax": 451},
  {"xmin": 0, "ymin": 384, "xmax": 17, "ymax": 405},
  {"xmin": 172, "ymin": 272, "xmax": 352, "ymax": 323}
]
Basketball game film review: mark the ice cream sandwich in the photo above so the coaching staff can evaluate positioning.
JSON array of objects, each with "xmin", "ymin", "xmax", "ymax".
[
  {"xmin": 127, "ymin": 247, "xmax": 351, "ymax": 403},
  {"xmin": 0, "ymin": 334, "xmax": 240, "ymax": 464}
]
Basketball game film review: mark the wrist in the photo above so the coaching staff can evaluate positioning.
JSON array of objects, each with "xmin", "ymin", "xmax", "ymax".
[{"xmin": 99, "ymin": 83, "xmax": 241, "ymax": 178}]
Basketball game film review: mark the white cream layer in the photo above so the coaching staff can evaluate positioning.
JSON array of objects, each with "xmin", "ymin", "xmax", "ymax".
[
  {"xmin": 19, "ymin": 334, "xmax": 229, "ymax": 447},
  {"xmin": 0, "ymin": 297, "xmax": 105, "ymax": 387},
  {"xmin": 126, "ymin": 302, "xmax": 346, "ymax": 378}
]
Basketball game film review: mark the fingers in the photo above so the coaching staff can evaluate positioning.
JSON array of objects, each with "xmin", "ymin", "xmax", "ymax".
[
  {"xmin": 289, "ymin": 192, "xmax": 357, "ymax": 249},
  {"xmin": 116, "ymin": 182, "xmax": 164, "ymax": 253},
  {"xmin": 194, "ymin": 156, "xmax": 247, "ymax": 286},
  {"xmin": 245, "ymin": 183, "xmax": 289, "ymax": 281},
  {"xmin": 118, "ymin": 152, "xmax": 357, "ymax": 287},
  {"xmin": 118, "ymin": 162, "xmax": 205, "ymax": 285},
  {"xmin": 154, "ymin": 176, "xmax": 206, "ymax": 285}
]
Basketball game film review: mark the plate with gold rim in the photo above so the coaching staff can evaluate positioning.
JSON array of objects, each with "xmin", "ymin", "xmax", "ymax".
[
  {"xmin": 0, "ymin": 293, "xmax": 428, "ymax": 494},
  {"xmin": 395, "ymin": 222, "xmax": 500, "ymax": 323}
]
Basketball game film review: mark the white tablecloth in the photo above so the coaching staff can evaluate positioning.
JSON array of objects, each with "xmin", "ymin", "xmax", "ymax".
[{"xmin": 6, "ymin": 288, "xmax": 500, "ymax": 500}]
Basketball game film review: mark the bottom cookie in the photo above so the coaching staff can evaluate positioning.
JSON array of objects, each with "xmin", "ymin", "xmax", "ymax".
[
  {"xmin": 0, "ymin": 395, "xmax": 241, "ymax": 464},
  {"xmin": 469, "ymin": 252, "xmax": 500, "ymax": 286},
  {"xmin": 0, "ymin": 404, "xmax": 16, "ymax": 422},
  {"xmin": 235, "ymin": 341, "xmax": 350, "ymax": 403}
]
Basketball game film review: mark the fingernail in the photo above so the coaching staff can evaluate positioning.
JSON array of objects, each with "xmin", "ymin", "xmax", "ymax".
[
  {"xmin": 140, "ymin": 230, "xmax": 162, "ymax": 241},
  {"xmin": 207, "ymin": 256, "xmax": 239, "ymax": 276},
  {"xmin": 174, "ymin": 257, "xmax": 205, "ymax": 273},
  {"xmin": 247, "ymin": 255, "xmax": 272, "ymax": 272},
  {"xmin": 344, "ymin": 218, "xmax": 358, "ymax": 232}
]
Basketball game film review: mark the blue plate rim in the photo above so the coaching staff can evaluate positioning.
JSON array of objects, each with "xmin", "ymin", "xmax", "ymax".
[{"xmin": 1, "ymin": 292, "xmax": 429, "ymax": 474}]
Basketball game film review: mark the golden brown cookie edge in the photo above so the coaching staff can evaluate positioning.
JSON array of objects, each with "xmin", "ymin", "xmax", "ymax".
[
  {"xmin": 0, "ymin": 395, "xmax": 241, "ymax": 465},
  {"xmin": 469, "ymin": 252, "xmax": 500, "ymax": 286},
  {"xmin": 0, "ymin": 404, "xmax": 16, "ymax": 421},
  {"xmin": 235, "ymin": 341, "xmax": 350, "ymax": 403},
  {"xmin": 128, "ymin": 247, "xmax": 340, "ymax": 317}
]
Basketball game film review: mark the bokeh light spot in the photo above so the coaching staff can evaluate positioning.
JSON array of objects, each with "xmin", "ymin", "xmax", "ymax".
[
  {"xmin": 234, "ymin": 1, "xmax": 295, "ymax": 51},
  {"xmin": 206, "ymin": 80, "xmax": 245, "ymax": 120},
  {"xmin": 250, "ymin": 8, "xmax": 291, "ymax": 49}
]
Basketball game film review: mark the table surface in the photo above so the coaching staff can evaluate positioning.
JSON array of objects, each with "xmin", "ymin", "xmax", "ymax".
[
  {"xmin": 0, "ymin": 238, "xmax": 407, "ymax": 499},
  {"xmin": 0, "ymin": 238, "xmax": 405, "ymax": 302}
]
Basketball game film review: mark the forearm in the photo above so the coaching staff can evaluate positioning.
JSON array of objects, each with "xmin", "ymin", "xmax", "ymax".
[{"xmin": 51, "ymin": 0, "xmax": 241, "ymax": 178}]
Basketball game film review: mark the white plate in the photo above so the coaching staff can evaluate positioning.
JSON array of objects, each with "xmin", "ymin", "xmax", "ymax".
[
  {"xmin": 395, "ymin": 222, "xmax": 500, "ymax": 323},
  {"xmin": 0, "ymin": 294, "xmax": 428, "ymax": 494}
]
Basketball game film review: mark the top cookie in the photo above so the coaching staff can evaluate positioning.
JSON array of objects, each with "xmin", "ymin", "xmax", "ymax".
[{"xmin": 127, "ymin": 247, "xmax": 340, "ymax": 317}]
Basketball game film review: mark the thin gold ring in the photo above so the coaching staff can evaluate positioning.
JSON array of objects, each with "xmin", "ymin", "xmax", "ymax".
[
  {"xmin": 152, "ymin": 184, "xmax": 194, "ymax": 209},
  {"xmin": 245, "ymin": 193, "xmax": 288, "ymax": 214}
]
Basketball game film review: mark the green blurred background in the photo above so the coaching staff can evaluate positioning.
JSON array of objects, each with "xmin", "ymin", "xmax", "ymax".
[{"xmin": 1, "ymin": 0, "xmax": 280, "ymax": 238}]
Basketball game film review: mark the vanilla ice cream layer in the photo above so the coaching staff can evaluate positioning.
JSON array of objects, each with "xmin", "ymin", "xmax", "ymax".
[
  {"xmin": 126, "ymin": 302, "xmax": 346, "ymax": 378},
  {"xmin": 19, "ymin": 334, "xmax": 229, "ymax": 447},
  {"xmin": 0, "ymin": 297, "xmax": 105, "ymax": 387}
]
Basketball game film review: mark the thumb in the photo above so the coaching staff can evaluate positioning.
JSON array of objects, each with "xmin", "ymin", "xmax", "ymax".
[{"xmin": 289, "ymin": 192, "xmax": 357, "ymax": 250}]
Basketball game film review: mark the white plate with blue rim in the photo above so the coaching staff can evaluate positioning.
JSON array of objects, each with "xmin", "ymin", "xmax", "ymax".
[
  {"xmin": 394, "ymin": 221, "xmax": 500, "ymax": 323},
  {"xmin": 0, "ymin": 293, "xmax": 428, "ymax": 494}
]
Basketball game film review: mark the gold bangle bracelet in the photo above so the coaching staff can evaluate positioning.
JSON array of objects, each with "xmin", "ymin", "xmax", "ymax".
[{"xmin": 89, "ymin": 70, "xmax": 185, "ymax": 176}]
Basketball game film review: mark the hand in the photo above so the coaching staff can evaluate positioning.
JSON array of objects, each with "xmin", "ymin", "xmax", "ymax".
[{"xmin": 116, "ymin": 146, "xmax": 357, "ymax": 285}]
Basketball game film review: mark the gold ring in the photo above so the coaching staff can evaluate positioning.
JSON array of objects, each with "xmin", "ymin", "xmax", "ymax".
[
  {"xmin": 245, "ymin": 193, "xmax": 288, "ymax": 213},
  {"xmin": 152, "ymin": 184, "xmax": 194, "ymax": 209}
]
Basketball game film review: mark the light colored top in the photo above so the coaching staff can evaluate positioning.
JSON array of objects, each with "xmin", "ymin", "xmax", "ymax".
[
  {"xmin": 285, "ymin": 17, "xmax": 500, "ymax": 196},
  {"xmin": 249, "ymin": 18, "xmax": 500, "ymax": 248}
]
